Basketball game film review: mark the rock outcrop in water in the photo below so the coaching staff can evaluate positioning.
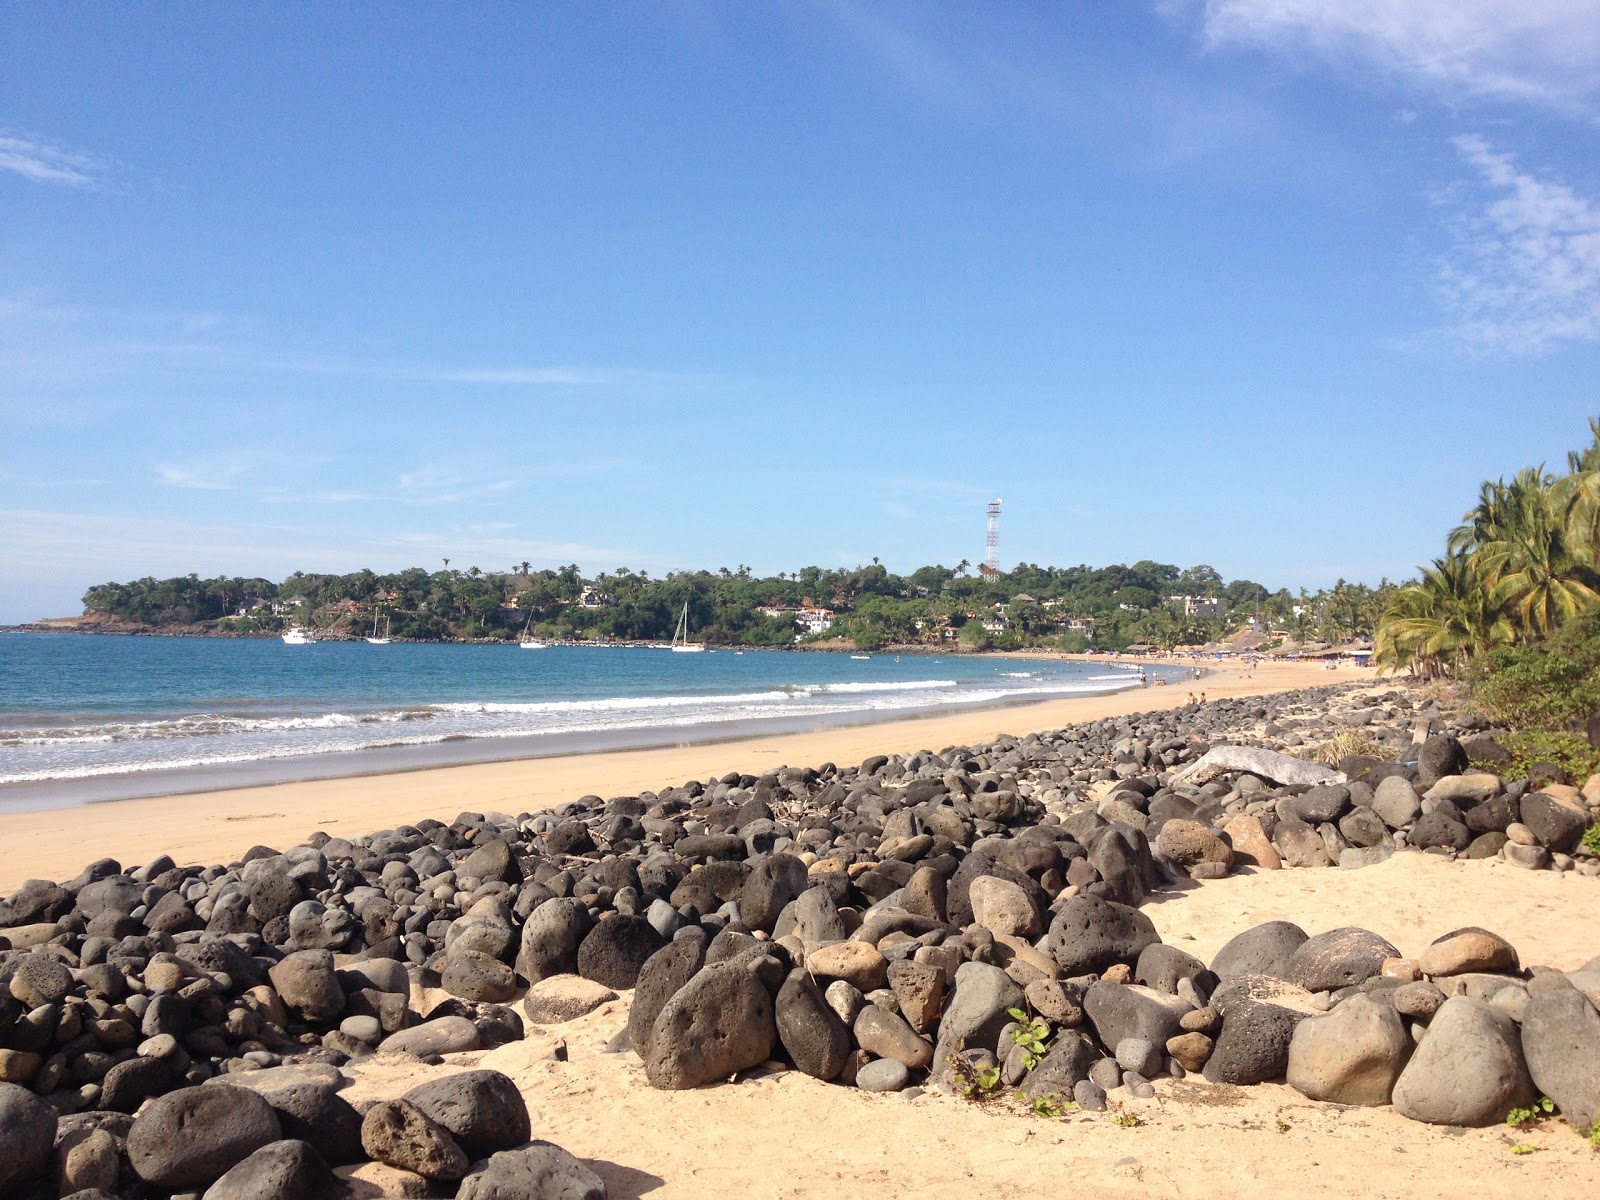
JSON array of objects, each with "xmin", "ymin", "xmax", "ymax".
[{"xmin": 2, "ymin": 682, "xmax": 1599, "ymax": 1195}]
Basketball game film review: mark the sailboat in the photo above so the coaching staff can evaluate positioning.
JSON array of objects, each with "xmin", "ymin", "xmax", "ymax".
[
  {"xmin": 670, "ymin": 601, "xmax": 705, "ymax": 652},
  {"xmin": 518, "ymin": 610, "xmax": 547, "ymax": 650},
  {"xmin": 366, "ymin": 611, "xmax": 392, "ymax": 644}
]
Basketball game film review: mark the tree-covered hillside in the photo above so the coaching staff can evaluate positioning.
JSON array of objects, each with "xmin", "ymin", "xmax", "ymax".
[{"xmin": 77, "ymin": 558, "xmax": 1391, "ymax": 651}]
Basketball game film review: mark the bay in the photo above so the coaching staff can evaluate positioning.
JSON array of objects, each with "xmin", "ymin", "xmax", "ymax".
[{"xmin": 0, "ymin": 633, "xmax": 1174, "ymax": 807}]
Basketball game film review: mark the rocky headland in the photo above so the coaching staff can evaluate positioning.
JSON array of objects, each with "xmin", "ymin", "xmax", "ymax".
[{"xmin": 2, "ymin": 681, "xmax": 1598, "ymax": 1198}]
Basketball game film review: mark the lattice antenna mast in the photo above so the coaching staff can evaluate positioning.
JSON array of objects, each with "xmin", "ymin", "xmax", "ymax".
[{"xmin": 983, "ymin": 499, "xmax": 1002, "ymax": 577}]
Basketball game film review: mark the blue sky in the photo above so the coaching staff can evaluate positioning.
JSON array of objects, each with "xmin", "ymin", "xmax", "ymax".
[{"xmin": 3, "ymin": 1, "xmax": 1598, "ymax": 622}]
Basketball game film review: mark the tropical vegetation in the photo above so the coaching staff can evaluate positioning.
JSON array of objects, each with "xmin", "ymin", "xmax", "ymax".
[
  {"xmin": 1374, "ymin": 420, "xmax": 1600, "ymax": 677},
  {"xmin": 1374, "ymin": 418, "xmax": 1600, "ymax": 780},
  {"xmin": 74, "ymin": 559, "xmax": 1388, "ymax": 652}
]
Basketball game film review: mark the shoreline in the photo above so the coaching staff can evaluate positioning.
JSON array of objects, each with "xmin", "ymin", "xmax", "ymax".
[{"xmin": 0, "ymin": 659, "xmax": 1343, "ymax": 890}]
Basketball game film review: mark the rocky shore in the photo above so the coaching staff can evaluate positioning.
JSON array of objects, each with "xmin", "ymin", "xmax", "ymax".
[{"xmin": 2, "ymin": 682, "xmax": 1598, "ymax": 1198}]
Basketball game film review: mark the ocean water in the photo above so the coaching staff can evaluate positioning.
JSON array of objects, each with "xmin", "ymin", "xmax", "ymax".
[{"xmin": 0, "ymin": 633, "xmax": 1178, "ymax": 802}]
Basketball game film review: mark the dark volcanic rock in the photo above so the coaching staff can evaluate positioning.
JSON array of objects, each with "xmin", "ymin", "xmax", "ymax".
[
  {"xmin": 577, "ymin": 915, "xmax": 667, "ymax": 989},
  {"xmin": 628, "ymin": 936, "xmax": 707, "ymax": 1060},
  {"xmin": 200, "ymin": 1139, "xmax": 341, "ymax": 1200},
  {"xmin": 739, "ymin": 853, "xmax": 810, "ymax": 932},
  {"xmin": 127, "ymin": 1084, "xmax": 283, "ymax": 1190},
  {"xmin": 1204, "ymin": 975, "xmax": 1319, "ymax": 1085},
  {"xmin": 456, "ymin": 1141, "xmax": 608, "ymax": 1200},
  {"xmin": 1285, "ymin": 927, "xmax": 1400, "ymax": 993},
  {"xmin": 0, "ymin": 1082, "xmax": 56, "ymax": 1195},
  {"xmin": 645, "ymin": 963, "xmax": 776, "ymax": 1089},
  {"xmin": 1209, "ymin": 928, "xmax": 1299, "ymax": 979},
  {"xmin": 1415, "ymin": 735, "xmax": 1468, "ymax": 789},
  {"xmin": 1044, "ymin": 894, "xmax": 1160, "ymax": 977},
  {"xmin": 402, "ymin": 1070, "xmax": 531, "ymax": 1162},
  {"xmin": 776, "ymin": 969, "xmax": 851, "ymax": 1081}
]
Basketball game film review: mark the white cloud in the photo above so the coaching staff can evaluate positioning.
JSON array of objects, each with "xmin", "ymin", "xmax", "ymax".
[
  {"xmin": 156, "ymin": 462, "xmax": 247, "ymax": 490},
  {"xmin": 1191, "ymin": 0, "xmax": 1600, "ymax": 112},
  {"xmin": 1432, "ymin": 135, "xmax": 1600, "ymax": 353},
  {"xmin": 0, "ymin": 134, "xmax": 101, "ymax": 187}
]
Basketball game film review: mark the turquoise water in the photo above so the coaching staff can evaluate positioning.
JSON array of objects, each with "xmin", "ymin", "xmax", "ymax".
[{"xmin": 0, "ymin": 633, "xmax": 1171, "ymax": 795}]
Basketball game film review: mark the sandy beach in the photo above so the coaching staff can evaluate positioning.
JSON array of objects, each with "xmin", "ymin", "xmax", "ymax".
[{"xmin": 0, "ymin": 659, "xmax": 1341, "ymax": 891}]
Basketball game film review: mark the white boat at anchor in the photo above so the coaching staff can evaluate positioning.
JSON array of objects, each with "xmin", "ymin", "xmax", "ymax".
[
  {"xmin": 518, "ymin": 611, "xmax": 547, "ymax": 649},
  {"xmin": 670, "ymin": 601, "xmax": 705, "ymax": 653},
  {"xmin": 281, "ymin": 627, "xmax": 317, "ymax": 645},
  {"xmin": 366, "ymin": 612, "xmax": 392, "ymax": 644}
]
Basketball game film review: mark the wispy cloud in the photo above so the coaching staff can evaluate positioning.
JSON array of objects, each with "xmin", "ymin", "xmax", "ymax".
[
  {"xmin": 0, "ymin": 133, "xmax": 103, "ymax": 187},
  {"xmin": 1431, "ymin": 135, "xmax": 1600, "ymax": 354},
  {"xmin": 1189, "ymin": 0, "xmax": 1600, "ymax": 113},
  {"xmin": 155, "ymin": 455, "xmax": 258, "ymax": 490},
  {"xmin": 396, "ymin": 464, "xmax": 518, "ymax": 505}
]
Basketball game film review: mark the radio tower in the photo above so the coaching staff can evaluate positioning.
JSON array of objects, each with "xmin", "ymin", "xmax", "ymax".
[{"xmin": 983, "ymin": 499, "xmax": 1002, "ymax": 577}]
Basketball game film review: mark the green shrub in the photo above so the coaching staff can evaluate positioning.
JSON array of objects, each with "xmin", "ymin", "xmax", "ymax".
[
  {"xmin": 1468, "ymin": 610, "xmax": 1600, "ymax": 732},
  {"xmin": 1500, "ymin": 731, "xmax": 1600, "ymax": 784}
]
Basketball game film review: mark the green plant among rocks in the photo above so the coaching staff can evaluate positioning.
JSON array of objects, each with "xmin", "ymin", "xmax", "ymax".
[
  {"xmin": 945, "ymin": 1050, "xmax": 1003, "ymax": 1103},
  {"xmin": 1006, "ymin": 1006, "xmax": 1053, "ymax": 1070},
  {"xmin": 1582, "ymin": 822, "xmax": 1600, "ymax": 856},
  {"xmin": 1506, "ymin": 1097, "xmax": 1556, "ymax": 1128},
  {"xmin": 1018, "ymin": 1091, "xmax": 1076, "ymax": 1119}
]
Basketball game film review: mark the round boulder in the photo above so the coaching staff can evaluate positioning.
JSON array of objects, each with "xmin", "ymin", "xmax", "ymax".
[
  {"xmin": 0, "ymin": 1082, "xmax": 57, "ymax": 1194},
  {"xmin": 1286, "ymin": 994, "xmax": 1410, "ymax": 1105},
  {"xmin": 128, "ymin": 1084, "xmax": 283, "ymax": 1189}
]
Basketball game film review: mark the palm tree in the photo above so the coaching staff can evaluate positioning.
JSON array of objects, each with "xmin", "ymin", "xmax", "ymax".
[
  {"xmin": 1465, "ymin": 468, "xmax": 1597, "ymax": 640},
  {"xmin": 1374, "ymin": 554, "xmax": 1513, "ymax": 677}
]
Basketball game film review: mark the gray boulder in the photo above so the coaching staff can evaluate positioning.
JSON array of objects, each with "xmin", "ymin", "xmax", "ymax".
[
  {"xmin": 1285, "ymin": 927, "xmax": 1400, "ymax": 993},
  {"xmin": 382, "ymin": 1015, "xmax": 483, "ymax": 1057},
  {"xmin": 646, "ymin": 963, "xmax": 776, "ymax": 1089},
  {"xmin": 1019, "ymin": 1030, "xmax": 1099, "ymax": 1099},
  {"xmin": 1392, "ymin": 996, "xmax": 1537, "ymax": 1126},
  {"xmin": 402, "ymin": 1071, "xmax": 531, "ymax": 1161},
  {"xmin": 932, "ymin": 961, "xmax": 1024, "ymax": 1067},
  {"xmin": 1043, "ymin": 894, "xmax": 1160, "ymax": 977},
  {"xmin": 1083, "ymin": 981, "xmax": 1191, "ymax": 1051},
  {"xmin": 517, "ymin": 898, "xmax": 593, "ymax": 983},
  {"xmin": 775, "ymin": 969, "xmax": 850, "ymax": 1081},
  {"xmin": 128, "ymin": 1085, "xmax": 283, "ymax": 1189},
  {"xmin": 200, "ymin": 1139, "xmax": 340, "ymax": 1200},
  {"xmin": 456, "ymin": 1140, "xmax": 607, "ymax": 1200},
  {"xmin": 1203, "ymin": 974, "xmax": 1319, "ymax": 1085},
  {"xmin": 1211, "ymin": 921, "xmax": 1307, "ymax": 981},
  {"xmin": 443, "ymin": 950, "xmax": 518, "ymax": 1004},
  {"xmin": 1520, "ymin": 986, "xmax": 1600, "ymax": 1133},
  {"xmin": 1287, "ymin": 994, "xmax": 1410, "ymax": 1105},
  {"xmin": 0, "ymin": 1082, "xmax": 56, "ymax": 1195},
  {"xmin": 1371, "ymin": 776, "xmax": 1421, "ymax": 828}
]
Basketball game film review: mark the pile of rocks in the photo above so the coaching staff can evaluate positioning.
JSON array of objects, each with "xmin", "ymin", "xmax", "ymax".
[
  {"xmin": 617, "ymin": 896, "xmax": 1600, "ymax": 1136},
  {"xmin": 0, "ymin": 1064, "xmax": 606, "ymax": 1198},
  {"xmin": 2, "ymin": 682, "xmax": 1598, "ymax": 1195}
]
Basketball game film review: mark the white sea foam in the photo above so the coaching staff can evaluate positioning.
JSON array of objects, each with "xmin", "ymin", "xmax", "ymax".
[{"xmin": 0, "ymin": 668, "xmax": 1147, "ymax": 785}]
